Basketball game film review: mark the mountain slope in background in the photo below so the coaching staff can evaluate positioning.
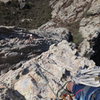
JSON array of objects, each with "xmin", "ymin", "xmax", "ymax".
[{"xmin": 0, "ymin": 0, "xmax": 52, "ymax": 29}]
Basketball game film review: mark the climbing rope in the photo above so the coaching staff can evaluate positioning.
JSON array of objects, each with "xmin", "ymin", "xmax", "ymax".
[
  {"xmin": 34, "ymin": 63, "xmax": 74, "ymax": 100},
  {"xmin": 35, "ymin": 63, "xmax": 58, "ymax": 99}
]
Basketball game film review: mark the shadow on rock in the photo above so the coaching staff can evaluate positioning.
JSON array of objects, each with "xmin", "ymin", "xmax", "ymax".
[
  {"xmin": 0, "ymin": 88, "xmax": 26, "ymax": 100},
  {"xmin": 90, "ymin": 32, "xmax": 100, "ymax": 66}
]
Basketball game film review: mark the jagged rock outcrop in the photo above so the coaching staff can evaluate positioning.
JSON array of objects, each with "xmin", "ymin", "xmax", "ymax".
[
  {"xmin": 78, "ymin": 15, "xmax": 100, "ymax": 59},
  {"xmin": 0, "ymin": 27, "xmax": 72, "ymax": 75},
  {"xmin": 48, "ymin": 0, "xmax": 100, "ymax": 63},
  {"xmin": 0, "ymin": 0, "xmax": 10, "ymax": 3},
  {"xmin": 0, "ymin": 40, "xmax": 95, "ymax": 100},
  {"xmin": 0, "ymin": 27, "xmax": 48, "ymax": 74},
  {"xmin": 78, "ymin": 0, "xmax": 100, "ymax": 59},
  {"xmin": 31, "ymin": 22, "xmax": 73, "ymax": 42},
  {"xmin": 0, "ymin": 84, "xmax": 26, "ymax": 100},
  {"xmin": 0, "ymin": 0, "xmax": 100, "ymax": 99},
  {"xmin": 35, "ymin": 0, "xmax": 99, "ymax": 59}
]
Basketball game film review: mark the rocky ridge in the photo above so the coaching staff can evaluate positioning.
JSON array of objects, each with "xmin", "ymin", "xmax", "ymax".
[
  {"xmin": 0, "ymin": 40, "xmax": 95, "ymax": 100},
  {"xmin": 0, "ymin": 26, "xmax": 72, "ymax": 75},
  {"xmin": 49, "ymin": 0, "xmax": 100, "ymax": 64},
  {"xmin": 0, "ymin": 0, "xmax": 100, "ymax": 100}
]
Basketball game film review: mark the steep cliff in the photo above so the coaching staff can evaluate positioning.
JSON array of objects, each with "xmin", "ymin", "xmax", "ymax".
[{"xmin": 0, "ymin": 0, "xmax": 100, "ymax": 100}]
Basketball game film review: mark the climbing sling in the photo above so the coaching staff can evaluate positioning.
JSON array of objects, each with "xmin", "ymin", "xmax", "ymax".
[
  {"xmin": 60, "ymin": 66, "xmax": 100, "ymax": 100},
  {"xmin": 73, "ymin": 66, "xmax": 100, "ymax": 87}
]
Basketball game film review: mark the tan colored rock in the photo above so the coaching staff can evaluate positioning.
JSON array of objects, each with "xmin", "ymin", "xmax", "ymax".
[
  {"xmin": 79, "ymin": 15, "xmax": 100, "ymax": 57},
  {"xmin": 87, "ymin": 0, "xmax": 100, "ymax": 15},
  {"xmin": 0, "ymin": 40, "xmax": 95, "ymax": 99},
  {"xmin": 50, "ymin": 0, "xmax": 93, "ymax": 24},
  {"xmin": 79, "ymin": 39, "xmax": 91, "ymax": 56},
  {"xmin": 79, "ymin": 16, "xmax": 100, "ymax": 38},
  {"xmin": 14, "ymin": 41, "xmax": 95, "ymax": 99},
  {"xmin": 14, "ymin": 72, "xmax": 56, "ymax": 100},
  {"xmin": 14, "ymin": 75, "xmax": 39, "ymax": 100},
  {"xmin": 30, "ymin": 24, "xmax": 72, "ymax": 43},
  {"xmin": 0, "ymin": 0, "xmax": 100, "ymax": 99}
]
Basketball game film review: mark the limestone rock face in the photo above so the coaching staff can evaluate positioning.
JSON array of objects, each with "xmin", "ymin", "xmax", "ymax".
[
  {"xmin": 87, "ymin": 0, "xmax": 100, "ymax": 16},
  {"xmin": 78, "ymin": 0, "xmax": 100, "ymax": 56},
  {"xmin": 0, "ymin": 40, "xmax": 95, "ymax": 100},
  {"xmin": 0, "ymin": 0, "xmax": 100, "ymax": 99},
  {"xmin": 38, "ymin": 22, "xmax": 73, "ymax": 42},
  {"xmin": 50, "ymin": 0, "xmax": 93, "ymax": 24},
  {"xmin": 48, "ymin": 0, "xmax": 100, "ymax": 60},
  {"xmin": 79, "ymin": 16, "xmax": 100, "ymax": 58},
  {"xmin": 42, "ymin": 0, "xmax": 100, "ymax": 59},
  {"xmin": 49, "ymin": 0, "xmax": 100, "ymax": 37},
  {"xmin": 0, "ymin": 27, "xmax": 48, "ymax": 75},
  {"xmin": 0, "ymin": 27, "xmax": 71, "ymax": 75},
  {"xmin": 49, "ymin": 0, "xmax": 100, "ymax": 35},
  {"xmin": 79, "ymin": 16, "xmax": 100, "ymax": 38},
  {"xmin": 0, "ymin": 82, "xmax": 26, "ymax": 100}
]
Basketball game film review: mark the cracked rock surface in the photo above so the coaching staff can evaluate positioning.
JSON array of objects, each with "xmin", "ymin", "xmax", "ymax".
[
  {"xmin": 0, "ymin": 0, "xmax": 100, "ymax": 99},
  {"xmin": 0, "ymin": 40, "xmax": 95, "ymax": 100}
]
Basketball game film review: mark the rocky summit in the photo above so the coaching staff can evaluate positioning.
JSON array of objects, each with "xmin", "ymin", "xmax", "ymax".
[{"xmin": 0, "ymin": 0, "xmax": 100, "ymax": 100}]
